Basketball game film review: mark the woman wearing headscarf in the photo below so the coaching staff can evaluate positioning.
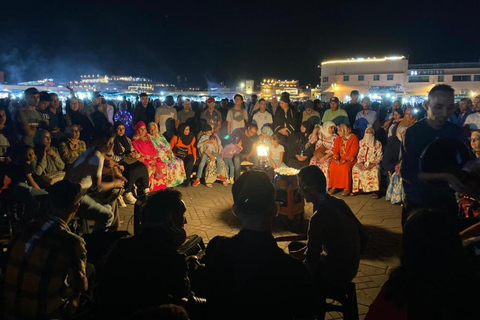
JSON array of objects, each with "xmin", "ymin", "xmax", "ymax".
[
  {"xmin": 132, "ymin": 121, "xmax": 167, "ymax": 191},
  {"xmin": 170, "ymin": 123, "xmax": 197, "ymax": 186},
  {"xmin": 65, "ymin": 97, "xmax": 94, "ymax": 142},
  {"xmin": 113, "ymin": 121, "xmax": 149, "ymax": 203},
  {"xmin": 59, "ymin": 124, "xmax": 87, "ymax": 169},
  {"xmin": 382, "ymin": 107, "xmax": 404, "ymax": 139},
  {"xmin": 287, "ymin": 121, "xmax": 314, "ymax": 169},
  {"xmin": 398, "ymin": 107, "xmax": 417, "ymax": 127},
  {"xmin": 351, "ymin": 126, "xmax": 383, "ymax": 198},
  {"xmin": 32, "ymin": 129, "xmax": 65, "ymax": 189},
  {"xmin": 148, "ymin": 122, "xmax": 186, "ymax": 187},
  {"xmin": 385, "ymin": 125, "xmax": 408, "ymax": 204},
  {"xmin": 328, "ymin": 124, "xmax": 359, "ymax": 196},
  {"xmin": 309, "ymin": 121, "xmax": 337, "ymax": 188}
]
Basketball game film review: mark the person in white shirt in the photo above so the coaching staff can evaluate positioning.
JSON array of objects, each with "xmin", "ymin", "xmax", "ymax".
[
  {"xmin": 226, "ymin": 94, "xmax": 248, "ymax": 135},
  {"xmin": 252, "ymin": 98, "xmax": 273, "ymax": 134},
  {"xmin": 155, "ymin": 95, "xmax": 178, "ymax": 134},
  {"xmin": 464, "ymin": 95, "xmax": 480, "ymax": 131}
]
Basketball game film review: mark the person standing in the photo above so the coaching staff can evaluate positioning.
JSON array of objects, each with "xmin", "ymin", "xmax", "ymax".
[
  {"xmin": 16, "ymin": 87, "xmax": 48, "ymax": 147},
  {"xmin": 155, "ymin": 95, "xmax": 178, "ymax": 134},
  {"xmin": 464, "ymin": 95, "xmax": 480, "ymax": 132},
  {"xmin": 252, "ymin": 98, "xmax": 273, "ymax": 134},
  {"xmin": 401, "ymin": 84, "xmax": 467, "ymax": 226},
  {"xmin": 132, "ymin": 93, "xmax": 155, "ymax": 127},
  {"xmin": 344, "ymin": 90, "xmax": 363, "ymax": 127},
  {"xmin": 177, "ymin": 99, "xmax": 196, "ymax": 126},
  {"xmin": 226, "ymin": 94, "xmax": 248, "ymax": 135},
  {"xmin": 201, "ymin": 97, "xmax": 223, "ymax": 134},
  {"xmin": 321, "ymin": 97, "xmax": 350, "ymax": 126},
  {"xmin": 354, "ymin": 97, "xmax": 378, "ymax": 139}
]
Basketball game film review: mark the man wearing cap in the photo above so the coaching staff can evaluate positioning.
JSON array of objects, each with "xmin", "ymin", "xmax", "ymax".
[
  {"xmin": 201, "ymin": 97, "xmax": 223, "ymax": 134},
  {"xmin": 344, "ymin": 90, "xmax": 363, "ymax": 127},
  {"xmin": 155, "ymin": 95, "xmax": 178, "ymax": 134},
  {"xmin": 226, "ymin": 94, "xmax": 248, "ymax": 135},
  {"xmin": 321, "ymin": 97, "xmax": 350, "ymax": 126},
  {"xmin": 302, "ymin": 100, "xmax": 321, "ymax": 125},
  {"xmin": 16, "ymin": 87, "xmax": 48, "ymax": 146},
  {"xmin": 205, "ymin": 171, "xmax": 315, "ymax": 320},
  {"xmin": 133, "ymin": 93, "xmax": 155, "ymax": 126}
]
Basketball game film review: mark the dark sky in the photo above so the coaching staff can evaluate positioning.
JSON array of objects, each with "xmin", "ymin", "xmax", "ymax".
[{"xmin": 1, "ymin": 0, "xmax": 479, "ymax": 87}]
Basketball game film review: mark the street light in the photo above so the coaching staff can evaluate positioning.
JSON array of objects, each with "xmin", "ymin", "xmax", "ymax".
[{"xmin": 240, "ymin": 82, "xmax": 245, "ymax": 89}]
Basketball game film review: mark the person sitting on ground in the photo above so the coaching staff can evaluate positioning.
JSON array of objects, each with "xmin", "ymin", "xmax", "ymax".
[
  {"xmin": 204, "ymin": 171, "xmax": 315, "ymax": 320},
  {"xmin": 112, "ymin": 121, "xmax": 150, "ymax": 203},
  {"xmin": 59, "ymin": 124, "xmax": 87, "ymax": 168},
  {"xmin": 3, "ymin": 180, "xmax": 88, "ymax": 320},
  {"xmin": 193, "ymin": 124, "xmax": 227, "ymax": 187},
  {"xmin": 287, "ymin": 120, "xmax": 315, "ymax": 169},
  {"xmin": 148, "ymin": 122, "xmax": 186, "ymax": 188},
  {"xmin": 132, "ymin": 121, "xmax": 168, "ymax": 191},
  {"xmin": 365, "ymin": 207, "xmax": 480, "ymax": 320},
  {"xmin": 309, "ymin": 121, "xmax": 337, "ymax": 189},
  {"xmin": 98, "ymin": 189, "xmax": 193, "ymax": 320},
  {"xmin": 268, "ymin": 133, "xmax": 287, "ymax": 169},
  {"xmin": 65, "ymin": 128, "xmax": 122, "ymax": 233},
  {"xmin": 170, "ymin": 123, "xmax": 197, "ymax": 186},
  {"xmin": 297, "ymin": 165, "xmax": 364, "ymax": 290},
  {"xmin": 230, "ymin": 123, "xmax": 258, "ymax": 180},
  {"xmin": 32, "ymin": 129, "xmax": 66, "ymax": 189},
  {"xmin": 351, "ymin": 126, "xmax": 383, "ymax": 198},
  {"xmin": 328, "ymin": 124, "xmax": 359, "ymax": 196}
]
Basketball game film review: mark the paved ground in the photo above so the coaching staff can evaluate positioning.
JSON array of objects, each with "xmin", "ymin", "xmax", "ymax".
[{"xmin": 117, "ymin": 181, "xmax": 403, "ymax": 320}]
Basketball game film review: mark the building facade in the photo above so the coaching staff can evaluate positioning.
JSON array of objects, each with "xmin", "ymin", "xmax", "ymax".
[{"xmin": 318, "ymin": 56, "xmax": 480, "ymax": 102}]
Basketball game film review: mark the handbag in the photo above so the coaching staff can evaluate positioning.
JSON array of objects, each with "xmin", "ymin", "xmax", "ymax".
[
  {"xmin": 41, "ymin": 171, "xmax": 66, "ymax": 186},
  {"xmin": 313, "ymin": 144, "xmax": 327, "ymax": 159}
]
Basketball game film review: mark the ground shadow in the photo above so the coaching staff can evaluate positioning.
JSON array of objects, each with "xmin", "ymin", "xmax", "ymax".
[{"xmin": 361, "ymin": 224, "xmax": 402, "ymax": 259}]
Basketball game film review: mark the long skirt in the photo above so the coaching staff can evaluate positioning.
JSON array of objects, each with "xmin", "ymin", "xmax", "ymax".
[
  {"xmin": 310, "ymin": 156, "xmax": 333, "ymax": 190},
  {"xmin": 204, "ymin": 157, "xmax": 229, "ymax": 184},
  {"xmin": 352, "ymin": 165, "xmax": 381, "ymax": 193},
  {"xmin": 328, "ymin": 160, "xmax": 355, "ymax": 190},
  {"xmin": 140, "ymin": 156, "xmax": 167, "ymax": 191},
  {"xmin": 164, "ymin": 156, "xmax": 186, "ymax": 187}
]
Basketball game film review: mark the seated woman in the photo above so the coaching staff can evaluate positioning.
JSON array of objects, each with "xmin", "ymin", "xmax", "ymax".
[
  {"xmin": 170, "ymin": 123, "xmax": 197, "ymax": 186},
  {"xmin": 328, "ymin": 124, "xmax": 359, "ymax": 196},
  {"xmin": 384, "ymin": 125, "xmax": 408, "ymax": 204},
  {"xmin": 132, "ymin": 121, "xmax": 167, "ymax": 191},
  {"xmin": 351, "ymin": 126, "xmax": 383, "ymax": 198},
  {"xmin": 32, "ymin": 129, "xmax": 65, "ymax": 189},
  {"xmin": 287, "ymin": 121, "xmax": 314, "ymax": 169},
  {"xmin": 66, "ymin": 129, "xmax": 123, "ymax": 233},
  {"xmin": 112, "ymin": 121, "xmax": 149, "ymax": 204},
  {"xmin": 147, "ymin": 122, "xmax": 186, "ymax": 187},
  {"xmin": 59, "ymin": 124, "xmax": 87, "ymax": 170},
  {"xmin": 309, "ymin": 121, "xmax": 337, "ymax": 189}
]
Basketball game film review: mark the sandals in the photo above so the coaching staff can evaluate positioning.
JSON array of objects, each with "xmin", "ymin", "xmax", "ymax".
[
  {"xmin": 372, "ymin": 192, "xmax": 380, "ymax": 199},
  {"xmin": 350, "ymin": 192, "xmax": 358, "ymax": 197},
  {"xmin": 205, "ymin": 183, "xmax": 213, "ymax": 188}
]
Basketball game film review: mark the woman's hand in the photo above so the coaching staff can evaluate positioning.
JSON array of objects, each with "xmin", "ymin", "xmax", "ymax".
[
  {"xmin": 209, "ymin": 155, "xmax": 216, "ymax": 162},
  {"xmin": 114, "ymin": 179, "xmax": 125, "ymax": 188}
]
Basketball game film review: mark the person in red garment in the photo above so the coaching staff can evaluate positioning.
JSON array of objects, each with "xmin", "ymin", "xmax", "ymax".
[
  {"xmin": 132, "ymin": 121, "xmax": 167, "ymax": 191},
  {"xmin": 328, "ymin": 124, "xmax": 359, "ymax": 196}
]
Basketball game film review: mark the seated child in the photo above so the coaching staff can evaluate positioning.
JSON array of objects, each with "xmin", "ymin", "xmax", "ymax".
[
  {"xmin": 269, "ymin": 133, "xmax": 287, "ymax": 169},
  {"xmin": 193, "ymin": 124, "xmax": 227, "ymax": 187},
  {"xmin": 221, "ymin": 137, "xmax": 243, "ymax": 184}
]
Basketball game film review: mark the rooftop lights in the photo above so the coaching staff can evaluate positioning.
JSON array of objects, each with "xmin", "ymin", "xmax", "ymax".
[{"xmin": 321, "ymin": 56, "xmax": 406, "ymax": 66}]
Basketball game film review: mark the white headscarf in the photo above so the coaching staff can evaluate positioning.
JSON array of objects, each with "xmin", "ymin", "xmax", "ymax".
[
  {"xmin": 320, "ymin": 121, "xmax": 336, "ymax": 138},
  {"xmin": 361, "ymin": 125, "xmax": 375, "ymax": 147},
  {"xmin": 396, "ymin": 125, "xmax": 408, "ymax": 144}
]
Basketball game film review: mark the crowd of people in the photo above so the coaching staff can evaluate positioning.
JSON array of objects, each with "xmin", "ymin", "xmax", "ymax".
[{"xmin": 1, "ymin": 83, "xmax": 480, "ymax": 319}]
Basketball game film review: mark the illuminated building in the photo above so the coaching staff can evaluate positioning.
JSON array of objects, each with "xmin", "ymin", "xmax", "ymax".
[
  {"xmin": 318, "ymin": 56, "xmax": 480, "ymax": 102},
  {"xmin": 260, "ymin": 79, "xmax": 300, "ymax": 98},
  {"xmin": 72, "ymin": 74, "xmax": 175, "ymax": 93}
]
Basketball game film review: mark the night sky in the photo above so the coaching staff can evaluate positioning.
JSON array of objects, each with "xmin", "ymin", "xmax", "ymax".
[{"xmin": 1, "ymin": 0, "xmax": 479, "ymax": 87}]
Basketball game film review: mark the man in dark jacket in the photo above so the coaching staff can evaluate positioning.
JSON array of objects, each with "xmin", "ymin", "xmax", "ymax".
[
  {"xmin": 132, "ymin": 92, "xmax": 155, "ymax": 126},
  {"xmin": 205, "ymin": 171, "xmax": 315, "ymax": 320}
]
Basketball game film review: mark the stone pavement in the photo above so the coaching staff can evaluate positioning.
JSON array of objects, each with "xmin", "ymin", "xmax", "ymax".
[{"xmin": 118, "ymin": 182, "xmax": 403, "ymax": 320}]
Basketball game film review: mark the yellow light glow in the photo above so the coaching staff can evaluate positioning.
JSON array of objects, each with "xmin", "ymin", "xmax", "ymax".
[
  {"xmin": 321, "ymin": 56, "xmax": 405, "ymax": 65},
  {"xmin": 257, "ymin": 145, "xmax": 269, "ymax": 157}
]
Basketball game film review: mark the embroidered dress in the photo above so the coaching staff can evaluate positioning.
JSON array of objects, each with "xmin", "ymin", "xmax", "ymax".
[
  {"xmin": 132, "ymin": 122, "xmax": 167, "ymax": 191},
  {"xmin": 150, "ymin": 133, "xmax": 186, "ymax": 187},
  {"xmin": 351, "ymin": 131, "xmax": 383, "ymax": 193},
  {"xmin": 328, "ymin": 133, "xmax": 359, "ymax": 190},
  {"xmin": 386, "ymin": 171, "xmax": 403, "ymax": 204},
  {"xmin": 309, "ymin": 128, "xmax": 337, "ymax": 188}
]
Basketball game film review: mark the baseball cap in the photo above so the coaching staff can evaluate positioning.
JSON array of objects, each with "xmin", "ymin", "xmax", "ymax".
[
  {"xmin": 206, "ymin": 97, "xmax": 215, "ymax": 103},
  {"xmin": 330, "ymin": 97, "xmax": 340, "ymax": 103},
  {"xmin": 24, "ymin": 87, "xmax": 40, "ymax": 96},
  {"xmin": 39, "ymin": 91, "xmax": 52, "ymax": 102}
]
